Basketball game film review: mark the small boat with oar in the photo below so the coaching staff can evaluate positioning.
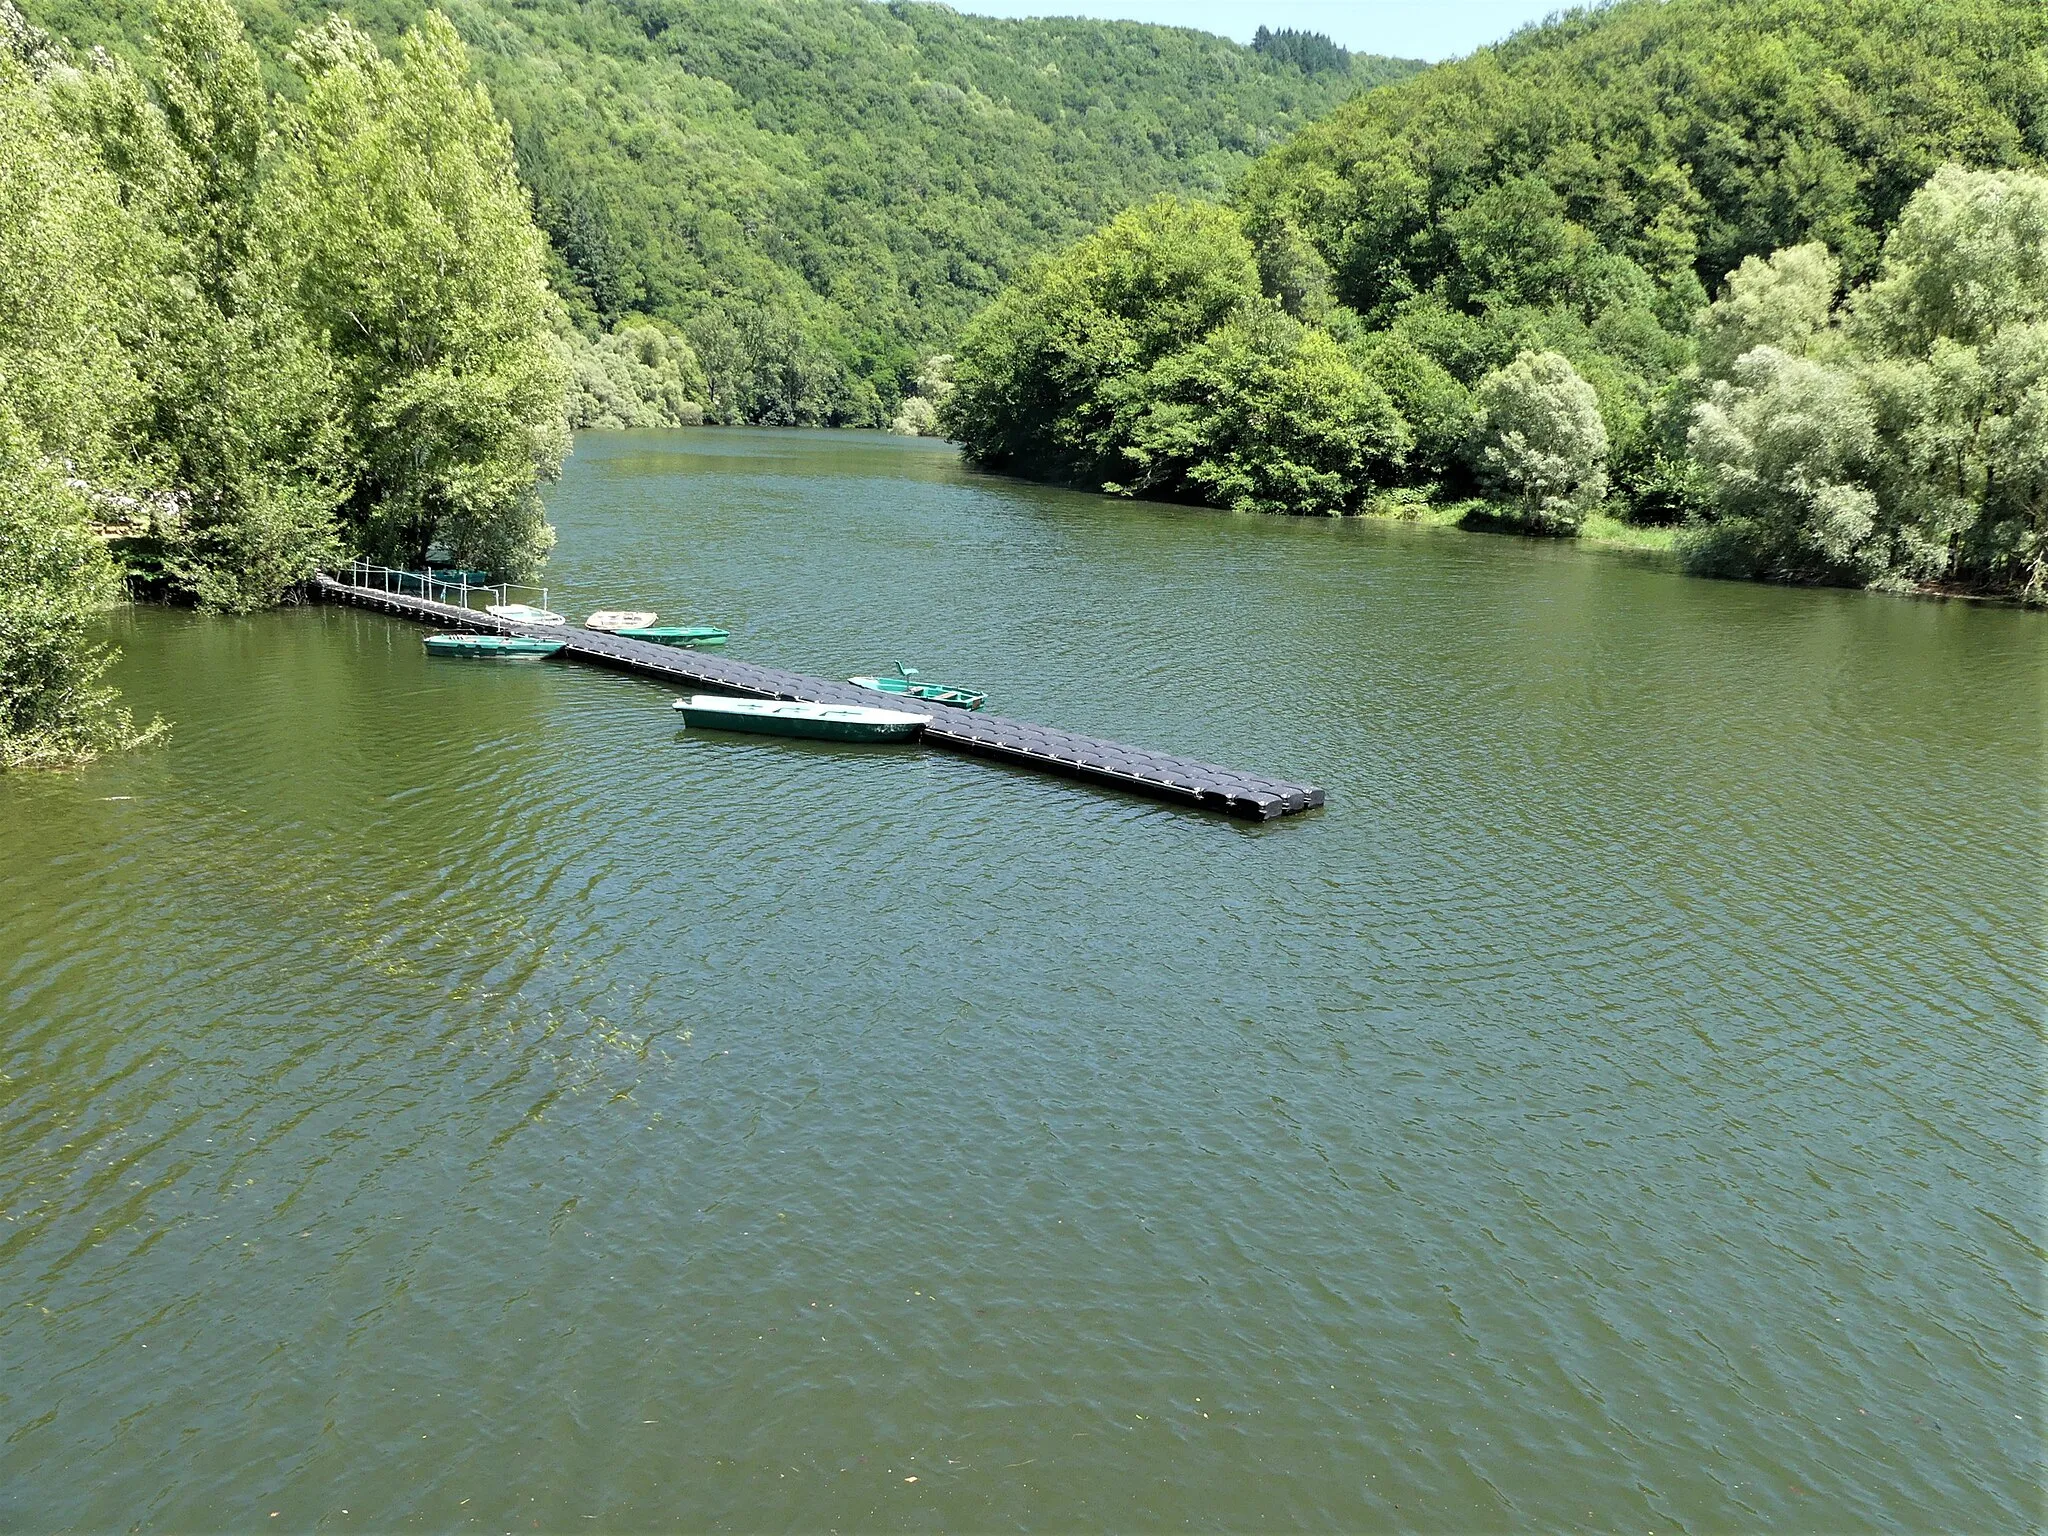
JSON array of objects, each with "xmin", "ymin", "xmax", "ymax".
[
  {"xmin": 618, "ymin": 625, "xmax": 729, "ymax": 648},
  {"xmin": 672, "ymin": 694, "xmax": 926, "ymax": 743},
  {"xmin": 585, "ymin": 609, "xmax": 658, "ymax": 632},
  {"xmin": 423, "ymin": 633, "xmax": 564, "ymax": 660},
  {"xmin": 486, "ymin": 602, "xmax": 566, "ymax": 626},
  {"xmin": 849, "ymin": 662, "xmax": 986, "ymax": 711}
]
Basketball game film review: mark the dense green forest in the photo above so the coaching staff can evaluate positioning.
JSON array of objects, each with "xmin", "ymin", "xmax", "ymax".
[
  {"xmin": 945, "ymin": 0, "xmax": 2048, "ymax": 600},
  {"xmin": 27, "ymin": 0, "xmax": 1418, "ymax": 426}
]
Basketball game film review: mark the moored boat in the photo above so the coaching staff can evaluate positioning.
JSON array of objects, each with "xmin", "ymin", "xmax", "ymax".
[
  {"xmin": 585, "ymin": 609, "xmax": 658, "ymax": 632},
  {"xmin": 485, "ymin": 602, "xmax": 567, "ymax": 626},
  {"xmin": 849, "ymin": 662, "xmax": 986, "ymax": 711},
  {"xmin": 389, "ymin": 567, "xmax": 491, "ymax": 595},
  {"xmin": 672, "ymin": 694, "xmax": 926, "ymax": 743},
  {"xmin": 618, "ymin": 625, "xmax": 729, "ymax": 648},
  {"xmin": 423, "ymin": 633, "xmax": 564, "ymax": 660}
]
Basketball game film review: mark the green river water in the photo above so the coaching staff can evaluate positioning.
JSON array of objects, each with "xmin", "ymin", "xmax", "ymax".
[{"xmin": 2, "ymin": 429, "xmax": 2042, "ymax": 1530}]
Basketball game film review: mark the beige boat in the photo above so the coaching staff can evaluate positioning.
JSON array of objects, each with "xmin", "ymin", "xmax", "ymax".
[
  {"xmin": 486, "ymin": 602, "xmax": 566, "ymax": 626},
  {"xmin": 586, "ymin": 609, "xmax": 658, "ymax": 631}
]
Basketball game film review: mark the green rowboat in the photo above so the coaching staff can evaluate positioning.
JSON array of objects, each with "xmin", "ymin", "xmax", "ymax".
[
  {"xmin": 849, "ymin": 662, "xmax": 986, "ymax": 711},
  {"xmin": 394, "ymin": 568, "xmax": 490, "ymax": 595},
  {"xmin": 423, "ymin": 633, "xmax": 564, "ymax": 660},
  {"xmin": 672, "ymin": 694, "xmax": 926, "ymax": 743},
  {"xmin": 618, "ymin": 625, "xmax": 729, "ymax": 648}
]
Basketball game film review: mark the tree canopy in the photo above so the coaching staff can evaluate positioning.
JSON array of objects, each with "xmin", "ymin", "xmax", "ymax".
[
  {"xmin": 0, "ymin": 0, "xmax": 567, "ymax": 764},
  {"xmin": 1251, "ymin": 27, "xmax": 1353, "ymax": 77},
  {"xmin": 1689, "ymin": 166, "xmax": 2048, "ymax": 596},
  {"xmin": 263, "ymin": 10, "xmax": 567, "ymax": 574},
  {"xmin": 1240, "ymin": 0, "xmax": 2044, "ymax": 313},
  {"xmin": 944, "ymin": 0, "xmax": 2048, "ymax": 601},
  {"xmin": 28, "ymin": 0, "xmax": 1421, "ymax": 426},
  {"xmin": 0, "ymin": 38, "xmax": 160, "ymax": 764}
]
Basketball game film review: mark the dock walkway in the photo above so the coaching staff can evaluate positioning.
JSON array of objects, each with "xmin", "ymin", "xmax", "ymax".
[{"xmin": 314, "ymin": 574, "xmax": 1325, "ymax": 820}]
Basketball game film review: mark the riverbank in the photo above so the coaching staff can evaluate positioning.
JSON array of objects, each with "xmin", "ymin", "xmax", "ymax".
[
  {"xmin": 1351, "ymin": 493, "xmax": 2039, "ymax": 604},
  {"xmin": 1358, "ymin": 494, "xmax": 1681, "ymax": 556}
]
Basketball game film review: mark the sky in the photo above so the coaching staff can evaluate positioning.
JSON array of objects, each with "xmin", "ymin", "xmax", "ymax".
[{"xmin": 955, "ymin": 0, "xmax": 1564, "ymax": 62}]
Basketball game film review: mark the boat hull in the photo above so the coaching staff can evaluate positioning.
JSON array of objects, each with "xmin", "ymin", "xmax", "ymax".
[
  {"xmin": 424, "ymin": 634, "xmax": 564, "ymax": 660},
  {"xmin": 586, "ymin": 610, "xmax": 659, "ymax": 632},
  {"xmin": 485, "ymin": 603, "xmax": 567, "ymax": 626},
  {"xmin": 673, "ymin": 695, "xmax": 926, "ymax": 743},
  {"xmin": 620, "ymin": 626, "xmax": 728, "ymax": 648}
]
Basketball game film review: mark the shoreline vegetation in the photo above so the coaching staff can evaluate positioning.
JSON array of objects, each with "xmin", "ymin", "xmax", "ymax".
[
  {"xmin": 1363, "ymin": 498, "xmax": 1678, "ymax": 558},
  {"xmin": 2, "ymin": 0, "xmax": 567, "ymax": 766},
  {"xmin": 3, "ymin": 0, "xmax": 2044, "ymax": 771},
  {"xmin": 939, "ymin": 0, "xmax": 2047, "ymax": 608}
]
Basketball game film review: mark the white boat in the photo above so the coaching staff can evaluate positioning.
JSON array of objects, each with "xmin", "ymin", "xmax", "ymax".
[
  {"xmin": 486, "ymin": 603, "xmax": 567, "ymax": 626},
  {"xmin": 585, "ymin": 609, "xmax": 658, "ymax": 632},
  {"xmin": 672, "ymin": 694, "xmax": 927, "ymax": 743}
]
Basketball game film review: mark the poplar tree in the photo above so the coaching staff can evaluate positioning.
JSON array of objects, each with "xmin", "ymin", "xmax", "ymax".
[
  {"xmin": 0, "ymin": 42, "xmax": 160, "ymax": 765},
  {"xmin": 263, "ymin": 12, "xmax": 568, "ymax": 577}
]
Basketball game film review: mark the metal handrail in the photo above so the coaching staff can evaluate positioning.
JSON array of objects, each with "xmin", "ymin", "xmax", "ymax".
[{"xmin": 329, "ymin": 559, "xmax": 553, "ymax": 629}]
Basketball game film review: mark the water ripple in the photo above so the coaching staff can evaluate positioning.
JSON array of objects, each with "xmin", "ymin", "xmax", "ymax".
[{"xmin": 0, "ymin": 430, "xmax": 2039, "ymax": 1531}]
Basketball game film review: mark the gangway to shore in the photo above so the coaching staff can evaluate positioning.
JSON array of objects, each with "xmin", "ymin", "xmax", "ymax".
[{"xmin": 314, "ymin": 566, "xmax": 1326, "ymax": 821}]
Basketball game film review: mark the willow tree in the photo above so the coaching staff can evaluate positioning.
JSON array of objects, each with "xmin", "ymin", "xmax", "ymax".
[
  {"xmin": 1468, "ymin": 350, "xmax": 1611, "ymax": 532},
  {"xmin": 1855, "ymin": 168, "xmax": 2048, "ymax": 598},
  {"xmin": 0, "ymin": 418, "xmax": 165, "ymax": 768},
  {"xmin": 263, "ymin": 12, "xmax": 568, "ymax": 577},
  {"xmin": 1686, "ymin": 168, "xmax": 2048, "ymax": 598}
]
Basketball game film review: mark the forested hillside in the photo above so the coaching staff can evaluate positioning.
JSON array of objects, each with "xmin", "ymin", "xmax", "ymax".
[
  {"xmin": 26, "ymin": 0, "xmax": 1419, "ymax": 425},
  {"xmin": 945, "ymin": 0, "xmax": 2048, "ymax": 600}
]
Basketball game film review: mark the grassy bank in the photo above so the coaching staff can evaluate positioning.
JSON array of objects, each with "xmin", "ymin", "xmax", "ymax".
[
  {"xmin": 1357, "ymin": 495, "xmax": 1679, "ymax": 556},
  {"xmin": 1578, "ymin": 515, "xmax": 1679, "ymax": 554}
]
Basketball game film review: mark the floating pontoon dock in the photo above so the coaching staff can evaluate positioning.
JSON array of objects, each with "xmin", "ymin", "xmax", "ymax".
[{"xmin": 314, "ymin": 572, "xmax": 1325, "ymax": 820}]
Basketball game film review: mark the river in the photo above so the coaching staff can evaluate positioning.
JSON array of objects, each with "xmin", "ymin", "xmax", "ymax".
[{"xmin": 3, "ymin": 429, "xmax": 2040, "ymax": 1529}]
